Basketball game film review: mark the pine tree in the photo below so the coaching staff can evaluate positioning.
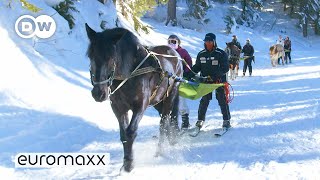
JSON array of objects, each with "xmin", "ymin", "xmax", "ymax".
[
  {"xmin": 224, "ymin": 15, "xmax": 235, "ymax": 34},
  {"xmin": 239, "ymin": 0, "xmax": 262, "ymax": 27},
  {"xmin": 166, "ymin": 0, "xmax": 177, "ymax": 26},
  {"xmin": 53, "ymin": 0, "xmax": 79, "ymax": 29},
  {"xmin": 308, "ymin": 0, "xmax": 320, "ymax": 35},
  {"xmin": 184, "ymin": 0, "xmax": 210, "ymax": 24},
  {"xmin": 118, "ymin": 0, "xmax": 157, "ymax": 33},
  {"xmin": 224, "ymin": 5, "xmax": 239, "ymax": 34}
]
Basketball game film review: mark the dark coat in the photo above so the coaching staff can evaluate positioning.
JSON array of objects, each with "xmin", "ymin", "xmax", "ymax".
[
  {"xmin": 242, "ymin": 44, "xmax": 254, "ymax": 56},
  {"xmin": 284, "ymin": 39, "xmax": 291, "ymax": 51},
  {"xmin": 231, "ymin": 39, "xmax": 242, "ymax": 50},
  {"xmin": 192, "ymin": 47, "xmax": 229, "ymax": 83}
]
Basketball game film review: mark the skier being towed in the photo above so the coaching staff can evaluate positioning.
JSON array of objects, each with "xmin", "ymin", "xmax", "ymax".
[{"xmin": 189, "ymin": 33, "xmax": 232, "ymax": 133}]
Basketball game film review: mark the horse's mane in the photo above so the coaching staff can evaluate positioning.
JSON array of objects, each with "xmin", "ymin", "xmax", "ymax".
[
  {"xmin": 226, "ymin": 42, "xmax": 240, "ymax": 56},
  {"xmin": 87, "ymin": 27, "xmax": 141, "ymax": 64}
]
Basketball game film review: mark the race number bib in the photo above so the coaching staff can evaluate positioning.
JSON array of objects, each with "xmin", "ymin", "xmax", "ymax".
[
  {"xmin": 212, "ymin": 60, "xmax": 218, "ymax": 65},
  {"xmin": 200, "ymin": 57, "xmax": 206, "ymax": 63}
]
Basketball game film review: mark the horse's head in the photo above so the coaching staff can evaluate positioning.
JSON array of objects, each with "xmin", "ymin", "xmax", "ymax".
[
  {"xmin": 85, "ymin": 23, "xmax": 130, "ymax": 102},
  {"xmin": 226, "ymin": 42, "xmax": 240, "ymax": 58},
  {"xmin": 226, "ymin": 42, "xmax": 232, "ymax": 48}
]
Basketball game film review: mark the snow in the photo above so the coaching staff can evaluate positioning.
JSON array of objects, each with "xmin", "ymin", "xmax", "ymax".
[{"xmin": 0, "ymin": 0, "xmax": 320, "ymax": 179}]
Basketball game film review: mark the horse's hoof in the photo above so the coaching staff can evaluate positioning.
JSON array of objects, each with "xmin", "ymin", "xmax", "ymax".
[
  {"xmin": 120, "ymin": 160, "xmax": 134, "ymax": 173},
  {"xmin": 154, "ymin": 149, "xmax": 164, "ymax": 157},
  {"xmin": 169, "ymin": 138, "xmax": 178, "ymax": 145},
  {"xmin": 168, "ymin": 130, "xmax": 179, "ymax": 145}
]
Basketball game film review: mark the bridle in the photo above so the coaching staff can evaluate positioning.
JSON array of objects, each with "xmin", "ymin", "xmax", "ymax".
[
  {"xmin": 89, "ymin": 48, "xmax": 183, "ymax": 101},
  {"xmin": 90, "ymin": 62, "xmax": 116, "ymax": 86},
  {"xmin": 89, "ymin": 47, "xmax": 161, "ymax": 96}
]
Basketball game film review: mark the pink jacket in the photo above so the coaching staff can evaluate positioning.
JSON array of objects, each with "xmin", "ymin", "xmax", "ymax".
[{"xmin": 176, "ymin": 46, "xmax": 192, "ymax": 73}]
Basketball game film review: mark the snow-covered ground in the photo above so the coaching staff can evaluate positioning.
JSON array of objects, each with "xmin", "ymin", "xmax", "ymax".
[{"xmin": 0, "ymin": 0, "xmax": 319, "ymax": 179}]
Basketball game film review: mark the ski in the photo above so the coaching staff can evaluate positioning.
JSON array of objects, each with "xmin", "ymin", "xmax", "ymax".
[
  {"xmin": 214, "ymin": 127, "xmax": 231, "ymax": 137},
  {"xmin": 188, "ymin": 127, "xmax": 201, "ymax": 137},
  {"xmin": 178, "ymin": 128, "xmax": 189, "ymax": 136}
]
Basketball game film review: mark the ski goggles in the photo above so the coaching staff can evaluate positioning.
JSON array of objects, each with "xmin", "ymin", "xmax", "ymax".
[
  {"xmin": 204, "ymin": 39, "xmax": 215, "ymax": 43},
  {"xmin": 168, "ymin": 39, "xmax": 178, "ymax": 44}
]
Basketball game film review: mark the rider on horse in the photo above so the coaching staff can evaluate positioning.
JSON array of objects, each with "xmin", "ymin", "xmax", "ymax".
[{"xmin": 231, "ymin": 35, "xmax": 242, "ymax": 50}]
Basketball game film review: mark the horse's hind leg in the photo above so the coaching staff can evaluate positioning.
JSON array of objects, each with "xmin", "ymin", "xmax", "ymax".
[
  {"xmin": 168, "ymin": 90, "xmax": 179, "ymax": 145},
  {"xmin": 161, "ymin": 84, "xmax": 180, "ymax": 146},
  {"xmin": 154, "ymin": 102, "xmax": 166, "ymax": 156}
]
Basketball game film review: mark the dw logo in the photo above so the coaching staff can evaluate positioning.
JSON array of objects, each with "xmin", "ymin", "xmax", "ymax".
[{"xmin": 15, "ymin": 15, "xmax": 56, "ymax": 39}]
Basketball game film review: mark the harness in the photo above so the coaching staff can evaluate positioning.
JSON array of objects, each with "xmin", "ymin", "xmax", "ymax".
[{"xmin": 90, "ymin": 47, "xmax": 181, "ymax": 104}]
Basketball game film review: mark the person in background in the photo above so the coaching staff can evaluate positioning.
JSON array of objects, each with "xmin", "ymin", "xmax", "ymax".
[
  {"xmin": 276, "ymin": 35, "xmax": 284, "ymax": 65},
  {"xmin": 241, "ymin": 39, "xmax": 255, "ymax": 76},
  {"xmin": 230, "ymin": 35, "xmax": 242, "ymax": 50},
  {"xmin": 168, "ymin": 34, "xmax": 193, "ymax": 130},
  {"xmin": 190, "ymin": 33, "xmax": 231, "ymax": 131},
  {"xmin": 284, "ymin": 36, "xmax": 292, "ymax": 64}
]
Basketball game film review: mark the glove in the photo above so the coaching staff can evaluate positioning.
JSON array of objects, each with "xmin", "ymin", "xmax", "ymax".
[
  {"xmin": 193, "ymin": 75, "xmax": 207, "ymax": 83},
  {"xmin": 183, "ymin": 71, "xmax": 194, "ymax": 80}
]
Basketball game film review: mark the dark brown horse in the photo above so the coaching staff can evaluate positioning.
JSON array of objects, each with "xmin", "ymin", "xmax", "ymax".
[
  {"xmin": 85, "ymin": 24, "xmax": 183, "ymax": 172},
  {"xmin": 225, "ymin": 42, "xmax": 240, "ymax": 80}
]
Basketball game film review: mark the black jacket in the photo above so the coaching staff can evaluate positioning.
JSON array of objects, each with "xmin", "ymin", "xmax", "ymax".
[
  {"xmin": 242, "ymin": 44, "xmax": 254, "ymax": 56},
  {"xmin": 231, "ymin": 40, "xmax": 242, "ymax": 50},
  {"xmin": 284, "ymin": 40, "xmax": 291, "ymax": 51},
  {"xmin": 192, "ymin": 47, "xmax": 229, "ymax": 82}
]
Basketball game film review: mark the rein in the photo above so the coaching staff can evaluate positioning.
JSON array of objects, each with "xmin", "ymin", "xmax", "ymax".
[
  {"xmin": 109, "ymin": 50, "xmax": 190, "ymax": 95},
  {"xmin": 91, "ymin": 48, "xmax": 183, "ymax": 97},
  {"xmin": 110, "ymin": 50, "xmax": 154, "ymax": 95},
  {"xmin": 91, "ymin": 46, "xmax": 191, "ymax": 100}
]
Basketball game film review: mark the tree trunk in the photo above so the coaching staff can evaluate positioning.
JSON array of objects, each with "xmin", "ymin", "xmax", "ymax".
[
  {"xmin": 315, "ymin": 13, "xmax": 320, "ymax": 35},
  {"xmin": 283, "ymin": 3, "xmax": 286, "ymax": 12},
  {"xmin": 303, "ymin": 16, "xmax": 308, "ymax": 37},
  {"xmin": 166, "ymin": 0, "xmax": 177, "ymax": 26},
  {"xmin": 242, "ymin": 0, "xmax": 247, "ymax": 19},
  {"xmin": 289, "ymin": 1, "xmax": 294, "ymax": 17}
]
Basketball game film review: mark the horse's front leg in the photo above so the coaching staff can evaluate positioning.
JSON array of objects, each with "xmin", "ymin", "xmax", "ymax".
[
  {"xmin": 229, "ymin": 64, "xmax": 233, "ymax": 79},
  {"xmin": 236, "ymin": 63, "xmax": 239, "ymax": 78},
  {"xmin": 271, "ymin": 59, "xmax": 275, "ymax": 67},
  {"xmin": 121, "ymin": 108, "xmax": 145, "ymax": 172},
  {"xmin": 112, "ymin": 101, "xmax": 143, "ymax": 173},
  {"xmin": 111, "ymin": 105, "xmax": 131, "ymax": 172}
]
